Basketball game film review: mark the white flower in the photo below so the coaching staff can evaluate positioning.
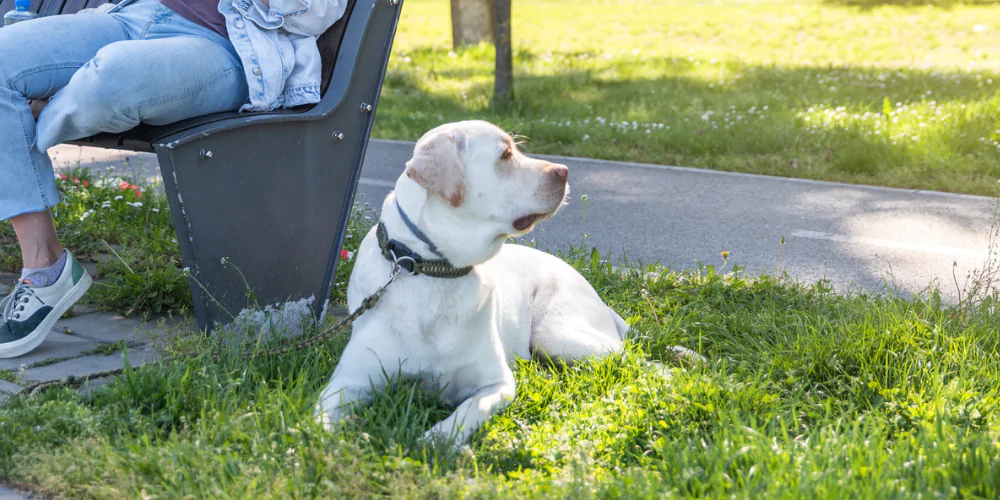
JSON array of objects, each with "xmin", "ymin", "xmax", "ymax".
[
  {"xmin": 79, "ymin": 209, "xmax": 94, "ymax": 221},
  {"xmin": 101, "ymin": 201, "xmax": 112, "ymax": 209},
  {"xmin": 582, "ymin": 134, "xmax": 590, "ymax": 141},
  {"xmin": 127, "ymin": 202, "xmax": 143, "ymax": 208},
  {"xmin": 973, "ymin": 24, "xmax": 988, "ymax": 33},
  {"xmin": 114, "ymin": 195, "xmax": 124, "ymax": 201},
  {"xmin": 152, "ymin": 208, "xmax": 160, "ymax": 213}
]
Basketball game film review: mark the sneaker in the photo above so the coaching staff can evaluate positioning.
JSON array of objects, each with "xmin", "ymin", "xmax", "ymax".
[{"xmin": 0, "ymin": 251, "xmax": 92, "ymax": 358}]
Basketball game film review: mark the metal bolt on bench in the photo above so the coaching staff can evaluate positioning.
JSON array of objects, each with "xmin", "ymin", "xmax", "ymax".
[{"xmin": 6, "ymin": 0, "xmax": 404, "ymax": 332}]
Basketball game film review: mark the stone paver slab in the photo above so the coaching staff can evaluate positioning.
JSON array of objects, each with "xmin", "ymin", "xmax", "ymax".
[
  {"xmin": 0, "ymin": 380, "xmax": 21, "ymax": 394},
  {"xmin": 20, "ymin": 348, "xmax": 158, "ymax": 383},
  {"xmin": 81, "ymin": 261, "xmax": 98, "ymax": 279},
  {"xmin": 66, "ymin": 303, "xmax": 97, "ymax": 317},
  {"xmin": 56, "ymin": 312, "xmax": 147, "ymax": 344},
  {"xmin": 0, "ymin": 485, "xmax": 28, "ymax": 500},
  {"xmin": 0, "ymin": 333, "xmax": 97, "ymax": 372}
]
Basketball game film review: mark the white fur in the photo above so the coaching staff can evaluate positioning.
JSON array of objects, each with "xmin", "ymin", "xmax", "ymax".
[{"xmin": 315, "ymin": 121, "xmax": 632, "ymax": 446}]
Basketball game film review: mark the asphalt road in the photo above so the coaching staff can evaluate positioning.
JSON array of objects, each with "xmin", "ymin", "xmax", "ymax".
[{"xmin": 49, "ymin": 140, "xmax": 998, "ymax": 304}]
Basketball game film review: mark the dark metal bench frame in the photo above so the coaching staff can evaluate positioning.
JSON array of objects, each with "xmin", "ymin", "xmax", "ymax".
[{"xmin": 8, "ymin": 0, "xmax": 403, "ymax": 331}]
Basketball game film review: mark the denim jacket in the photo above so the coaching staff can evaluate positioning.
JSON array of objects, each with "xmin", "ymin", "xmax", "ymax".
[
  {"xmin": 220, "ymin": 0, "xmax": 347, "ymax": 111},
  {"xmin": 109, "ymin": 0, "xmax": 347, "ymax": 112}
]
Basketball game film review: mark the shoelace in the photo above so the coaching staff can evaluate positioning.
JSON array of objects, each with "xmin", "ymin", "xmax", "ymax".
[{"xmin": 1, "ymin": 280, "xmax": 35, "ymax": 323}]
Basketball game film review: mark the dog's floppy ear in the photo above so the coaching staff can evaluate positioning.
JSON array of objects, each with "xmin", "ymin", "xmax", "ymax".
[{"xmin": 405, "ymin": 131, "xmax": 466, "ymax": 208}]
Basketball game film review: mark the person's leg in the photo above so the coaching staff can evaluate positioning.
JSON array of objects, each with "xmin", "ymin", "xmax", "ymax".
[
  {"xmin": 36, "ymin": 30, "xmax": 249, "ymax": 149},
  {"xmin": 2, "ymin": 4, "xmax": 246, "ymax": 358},
  {"xmin": 0, "ymin": 13, "xmax": 129, "ymax": 244},
  {"xmin": 10, "ymin": 210, "xmax": 61, "ymax": 270},
  {"xmin": 0, "ymin": 14, "xmax": 133, "ymax": 356}
]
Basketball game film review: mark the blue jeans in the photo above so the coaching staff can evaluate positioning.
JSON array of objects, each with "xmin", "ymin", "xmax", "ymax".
[{"xmin": 0, "ymin": 0, "xmax": 249, "ymax": 221}]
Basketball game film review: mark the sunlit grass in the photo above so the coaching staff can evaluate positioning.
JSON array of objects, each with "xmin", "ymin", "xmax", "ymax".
[{"xmin": 1, "ymin": 241, "xmax": 999, "ymax": 497}]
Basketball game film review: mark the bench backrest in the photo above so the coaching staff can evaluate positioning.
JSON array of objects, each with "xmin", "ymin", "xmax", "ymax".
[{"xmin": 0, "ymin": 0, "xmax": 355, "ymax": 98}]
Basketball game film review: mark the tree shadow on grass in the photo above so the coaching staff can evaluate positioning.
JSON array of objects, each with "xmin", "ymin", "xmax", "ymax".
[{"xmin": 377, "ymin": 54, "xmax": 1000, "ymax": 195}]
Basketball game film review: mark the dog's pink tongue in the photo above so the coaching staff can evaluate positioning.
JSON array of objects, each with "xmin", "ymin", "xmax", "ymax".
[{"xmin": 513, "ymin": 214, "xmax": 539, "ymax": 231}]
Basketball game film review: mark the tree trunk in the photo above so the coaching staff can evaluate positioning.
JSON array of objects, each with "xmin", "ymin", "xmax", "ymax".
[
  {"xmin": 451, "ymin": 0, "xmax": 495, "ymax": 48},
  {"xmin": 492, "ymin": 0, "xmax": 513, "ymax": 110}
]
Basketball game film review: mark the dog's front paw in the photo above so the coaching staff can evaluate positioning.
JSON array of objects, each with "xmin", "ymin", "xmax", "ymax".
[{"xmin": 314, "ymin": 402, "xmax": 346, "ymax": 432}]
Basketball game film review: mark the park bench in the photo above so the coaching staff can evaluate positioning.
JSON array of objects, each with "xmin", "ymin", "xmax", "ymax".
[{"xmin": 0, "ymin": 0, "xmax": 403, "ymax": 331}]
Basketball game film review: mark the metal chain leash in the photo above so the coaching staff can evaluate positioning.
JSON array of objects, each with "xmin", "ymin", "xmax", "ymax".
[
  {"xmin": 243, "ymin": 260, "xmax": 408, "ymax": 358},
  {"xmin": 18, "ymin": 259, "xmax": 412, "ymax": 397}
]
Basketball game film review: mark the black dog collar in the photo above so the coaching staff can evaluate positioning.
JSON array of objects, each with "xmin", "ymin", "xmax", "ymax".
[{"xmin": 376, "ymin": 204, "xmax": 473, "ymax": 278}]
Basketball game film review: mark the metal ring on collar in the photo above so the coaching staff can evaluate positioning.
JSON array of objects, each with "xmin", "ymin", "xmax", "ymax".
[
  {"xmin": 394, "ymin": 256, "xmax": 417, "ymax": 276},
  {"xmin": 388, "ymin": 248, "xmax": 417, "ymax": 276}
]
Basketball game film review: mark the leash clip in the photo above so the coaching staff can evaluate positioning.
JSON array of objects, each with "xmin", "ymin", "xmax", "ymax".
[{"xmin": 388, "ymin": 248, "xmax": 417, "ymax": 276}]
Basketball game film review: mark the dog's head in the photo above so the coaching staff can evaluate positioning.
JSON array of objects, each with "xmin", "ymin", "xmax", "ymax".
[{"xmin": 397, "ymin": 120, "xmax": 569, "ymax": 265}]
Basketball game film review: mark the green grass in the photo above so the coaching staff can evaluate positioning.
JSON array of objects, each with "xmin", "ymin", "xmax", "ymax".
[
  {"xmin": 0, "ymin": 169, "xmax": 189, "ymax": 319},
  {"xmin": 80, "ymin": 341, "xmax": 128, "ymax": 357},
  {"xmin": 26, "ymin": 357, "xmax": 72, "ymax": 370},
  {"xmin": 375, "ymin": 0, "xmax": 1000, "ymax": 195},
  {"xmin": 2, "ymin": 3, "xmax": 1000, "ymax": 493},
  {"xmin": 1, "ymin": 232, "xmax": 999, "ymax": 496}
]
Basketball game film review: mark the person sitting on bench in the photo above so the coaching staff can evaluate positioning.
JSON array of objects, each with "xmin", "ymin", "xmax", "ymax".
[{"xmin": 0, "ymin": 0, "xmax": 347, "ymax": 358}]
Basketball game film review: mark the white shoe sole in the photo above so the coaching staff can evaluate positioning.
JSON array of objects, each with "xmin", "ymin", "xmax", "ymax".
[{"xmin": 0, "ymin": 272, "xmax": 93, "ymax": 359}]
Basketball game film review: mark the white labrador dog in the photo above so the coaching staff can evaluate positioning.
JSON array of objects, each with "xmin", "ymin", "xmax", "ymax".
[{"xmin": 316, "ymin": 120, "xmax": 684, "ymax": 445}]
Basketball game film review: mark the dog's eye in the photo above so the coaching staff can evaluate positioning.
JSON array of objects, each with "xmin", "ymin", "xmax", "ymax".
[{"xmin": 501, "ymin": 147, "xmax": 513, "ymax": 160}]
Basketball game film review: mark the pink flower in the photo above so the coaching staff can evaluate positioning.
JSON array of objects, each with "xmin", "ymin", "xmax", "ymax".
[
  {"xmin": 82, "ymin": 180, "xmax": 89, "ymax": 187},
  {"xmin": 340, "ymin": 250, "xmax": 349, "ymax": 260}
]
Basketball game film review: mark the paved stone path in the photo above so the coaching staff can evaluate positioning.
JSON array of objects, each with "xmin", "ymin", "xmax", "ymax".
[
  {"xmin": 0, "ymin": 485, "xmax": 27, "ymax": 500},
  {"xmin": 0, "ymin": 271, "xmax": 170, "ymax": 406}
]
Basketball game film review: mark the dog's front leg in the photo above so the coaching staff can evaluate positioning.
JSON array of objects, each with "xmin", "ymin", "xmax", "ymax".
[
  {"xmin": 314, "ymin": 337, "xmax": 397, "ymax": 431},
  {"xmin": 423, "ymin": 379, "xmax": 516, "ymax": 448}
]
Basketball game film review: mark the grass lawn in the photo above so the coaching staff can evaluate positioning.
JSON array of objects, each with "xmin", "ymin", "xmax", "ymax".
[
  {"xmin": 376, "ymin": 0, "xmax": 1000, "ymax": 195},
  {"xmin": 1, "ymin": 230, "xmax": 999, "ymax": 497},
  {"xmin": 2, "ymin": 169, "xmax": 1000, "ymax": 498}
]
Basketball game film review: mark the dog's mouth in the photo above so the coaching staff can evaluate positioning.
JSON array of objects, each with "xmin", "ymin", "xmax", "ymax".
[
  {"xmin": 513, "ymin": 213, "xmax": 545, "ymax": 232},
  {"xmin": 514, "ymin": 214, "xmax": 545, "ymax": 231}
]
